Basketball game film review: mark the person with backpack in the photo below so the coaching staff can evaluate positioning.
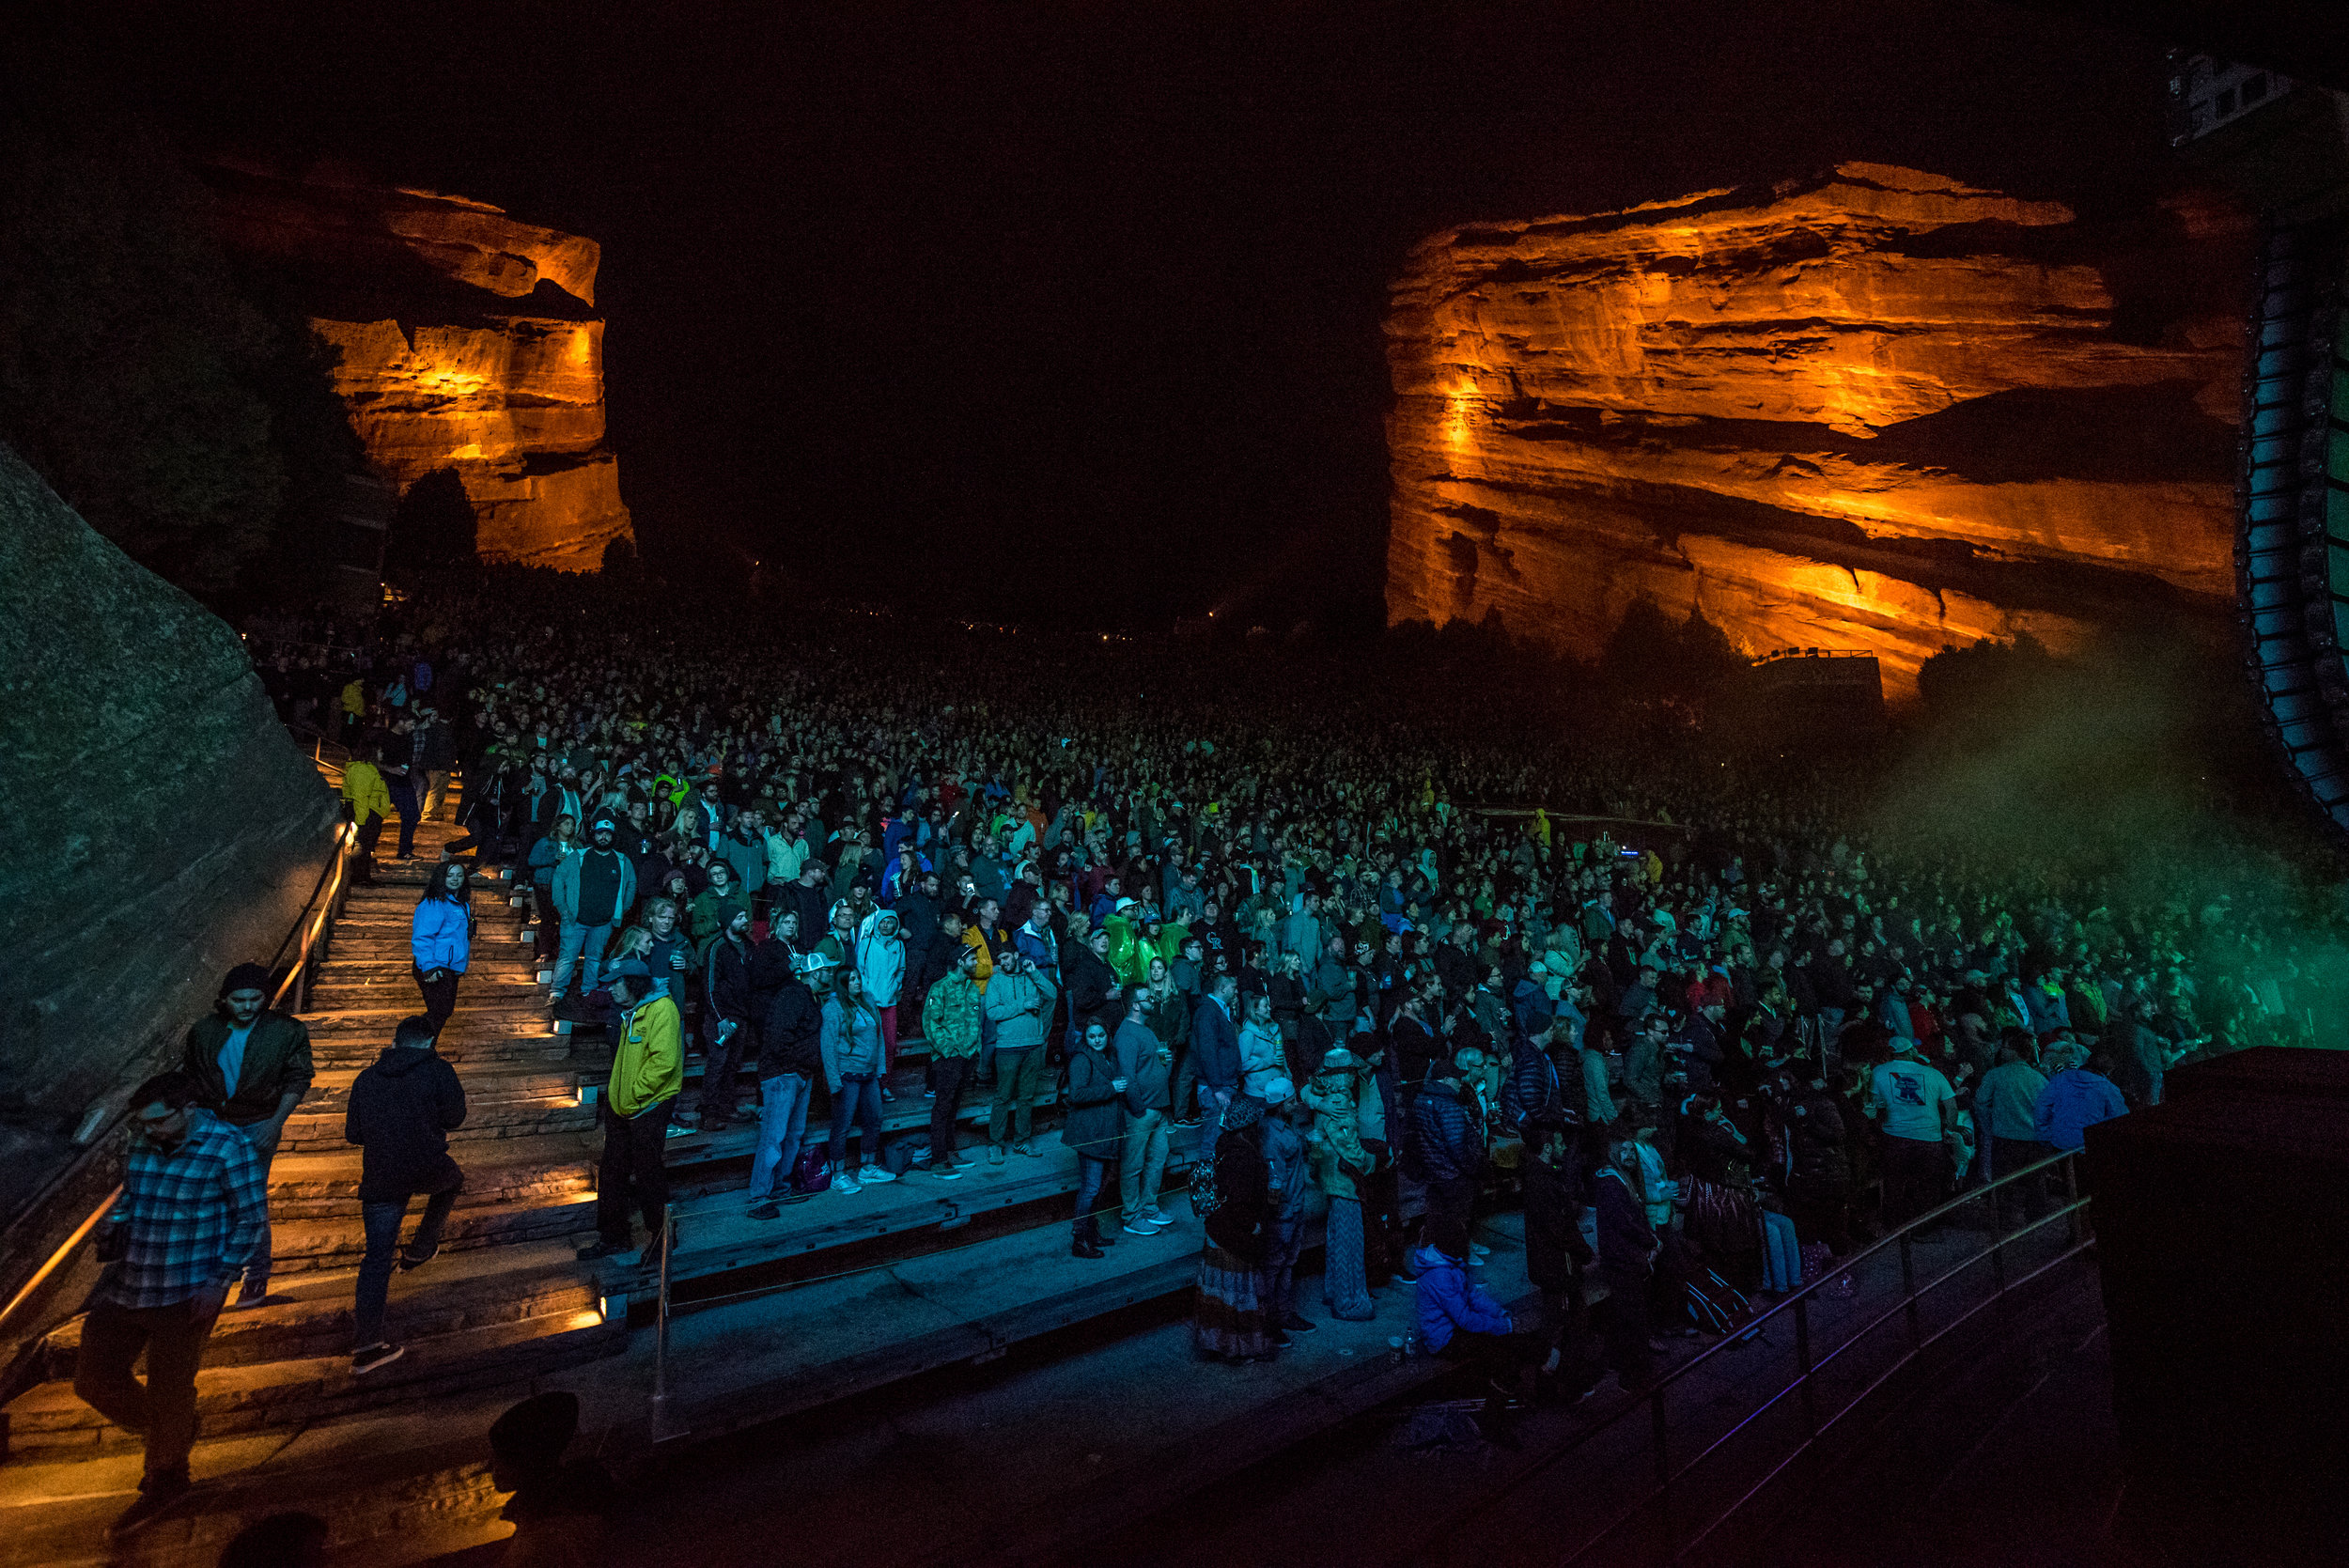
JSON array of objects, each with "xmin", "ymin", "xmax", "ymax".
[{"xmin": 1192, "ymin": 1093, "xmax": 1275, "ymax": 1362}]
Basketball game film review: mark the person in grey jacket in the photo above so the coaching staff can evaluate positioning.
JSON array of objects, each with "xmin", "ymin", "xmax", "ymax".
[
  {"xmin": 984, "ymin": 948, "xmax": 1059, "ymax": 1161},
  {"xmin": 1113, "ymin": 985, "xmax": 1174, "ymax": 1235},
  {"xmin": 550, "ymin": 818, "xmax": 637, "ymax": 1009}
]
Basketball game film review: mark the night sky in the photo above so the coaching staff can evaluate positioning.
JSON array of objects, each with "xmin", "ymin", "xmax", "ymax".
[{"xmin": 26, "ymin": 1, "xmax": 2323, "ymax": 629}]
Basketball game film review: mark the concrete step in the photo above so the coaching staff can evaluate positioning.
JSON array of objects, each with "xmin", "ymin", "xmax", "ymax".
[
  {"xmin": 8, "ymin": 1305, "xmax": 623, "ymax": 1455},
  {"xmin": 38, "ymin": 1254, "xmax": 601, "ymax": 1373}
]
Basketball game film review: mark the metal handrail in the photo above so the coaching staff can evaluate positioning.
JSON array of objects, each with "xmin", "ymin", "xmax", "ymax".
[
  {"xmin": 0, "ymin": 815, "xmax": 356, "ymax": 1341},
  {"xmin": 1550, "ymin": 1148, "xmax": 2093, "ymax": 1563}
]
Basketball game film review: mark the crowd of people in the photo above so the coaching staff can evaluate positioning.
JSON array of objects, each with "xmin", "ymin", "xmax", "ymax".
[{"xmin": 222, "ymin": 568, "xmax": 2345, "ymax": 1446}]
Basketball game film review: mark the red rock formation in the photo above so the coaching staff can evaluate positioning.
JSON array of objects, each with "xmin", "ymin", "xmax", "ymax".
[
  {"xmin": 1385, "ymin": 163, "xmax": 2253, "ymax": 696},
  {"xmin": 207, "ymin": 167, "xmax": 631, "ymax": 570}
]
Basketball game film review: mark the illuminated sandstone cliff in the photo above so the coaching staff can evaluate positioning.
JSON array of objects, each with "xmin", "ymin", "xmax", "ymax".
[
  {"xmin": 1385, "ymin": 163, "xmax": 2251, "ymax": 695},
  {"xmin": 207, "ymin": 167, "xmax": 630, "ymax": 570}
]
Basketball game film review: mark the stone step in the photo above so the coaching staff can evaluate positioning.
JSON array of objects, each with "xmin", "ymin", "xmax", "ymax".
[
  {"xmin": 308, "ymin": 1036, "xmax": 575, "ymax": 1071},
  {"xmin": 304, "ymin": 979, "xmax": 549, "ymax": 1010},
  {"xmin": 264, "ymin": 1192, "xmax": 601, "ymax": 1275},
  {"xmin": 302, "ymin": 1062, "xmax": 583, "ymax": 1107},
  {"xmin": 296, "ymin": 1005, "xmax": 555, "ymax": 1036},
  {"xmin": 267, "ymin": 1139, "xmax": 597, "ymax": 1219},
  {"xmin": 39, "ymin": 1256, "xmax": 600, "ymax": 1373},
  {"xmin": 7, "ymin": 1306, "xmax": 624, "ymax": 1454},
  {"xmin": 279, "ymin": 1100, "xmax": 595, "ymax": 1155}
]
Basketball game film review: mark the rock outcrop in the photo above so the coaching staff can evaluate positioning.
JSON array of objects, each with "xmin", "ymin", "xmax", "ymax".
[
  {"xmin": 0, "ymin": 442, "xmax": 339, "ymax": 1234},
  {"xmin": 206, "ymin": 166, "xmax": 631, "ymax": 570},
  {"xmin": 1384, "ymin": 163, "xmax": 2253, "ymax": 695}
]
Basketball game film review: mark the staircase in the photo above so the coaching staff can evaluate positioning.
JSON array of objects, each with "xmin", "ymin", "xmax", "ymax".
[{"xmin": 1, "ymin": 801, "xmax": 1081, "ymax": 1461}]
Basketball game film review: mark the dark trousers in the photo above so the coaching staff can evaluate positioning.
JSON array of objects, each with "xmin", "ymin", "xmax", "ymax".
[
  {"xmin": 388, "ymin": 780, "xmax": 420, "ymax": 857},
  {"xmin": 1439, "ymin": 1327, "xmax": 1531, "ymax": 1413},
  {"xmin": 1881, "ymin": 1135, "xmax": 1952, "ymax": 1230},
  {"xmin": 73, "ymin": 1296, "xmax": 216, "ymax": 1481},
  {"xmin": 354, "ymin": 815, "xmax": 384, "ymax": 882},
  {"xmin": 414, "ymin": 965, "xmax": 459, "ymax": 1031},
  {"xmin": 1596, "ymin": 1265, "xmax": 1657, "ymax": 1388},
  {"xmin": 697, "ymin": 1019, "xmax": 751, "ymax": 1126},
  {"xmin": 1074, "ymin": 1152, "xmax": 1116, "ymax": 1236},
  {"xmin": 1991, "ymin": 1136, "xmax": 2055, "ymax": 1227},
  {"xmin": 353, "ymin": 1165, "xmax": 463, "ymax": 1346},
  {"xmin": 596, "ymin": 1097, "xmax": 674, "ymax": 1247},
  {"xmin": 1360, "ymin": 1141, "xmax": 1400, "ymax": 1287},
  {"xmin": 930, "ymin": 1053, "xmax": 973, "ymax": 1162},
  {"xmin": 1424, "ymin": 1174, "xmax": 1478, "ymax": 1257}
]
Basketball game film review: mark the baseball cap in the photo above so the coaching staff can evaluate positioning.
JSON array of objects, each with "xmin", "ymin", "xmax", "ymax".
[{"xmin": 592, "ymin": 817, "xmax": 616, "ymax": 832}]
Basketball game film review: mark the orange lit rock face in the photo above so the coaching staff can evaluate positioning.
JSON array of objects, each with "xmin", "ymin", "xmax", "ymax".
[
  {"xmin": 208, "ymin": 168, "xmax": 630, "ymax": 570},
  {"xmin": 1386, "ymin": 163, "xmax": 2252, "ymax": 696}
]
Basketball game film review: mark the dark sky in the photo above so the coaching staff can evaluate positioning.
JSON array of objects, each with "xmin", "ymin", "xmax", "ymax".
[{"xmin": 26, "ymin": 1, "xmax": 2293, "ymax": 629}]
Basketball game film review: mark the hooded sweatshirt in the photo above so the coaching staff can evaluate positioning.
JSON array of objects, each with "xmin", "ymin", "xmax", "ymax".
[
  {"xmin": 345, "ymin": 1046, "xmax": 468, "ymax": 1201},
  {"xmin": 1411, "ymin": 1243, "xmax": 1513, "ymax": 1351},
  {"xmin": 856, "ymin": 909, "xmax": 908, "ymax": 1006}
]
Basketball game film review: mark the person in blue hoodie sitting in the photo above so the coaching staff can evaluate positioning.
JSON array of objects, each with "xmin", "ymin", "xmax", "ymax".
[{"xmin": 1412, "ymin": 1222, "xmax": 1527, "ymax": 1444}]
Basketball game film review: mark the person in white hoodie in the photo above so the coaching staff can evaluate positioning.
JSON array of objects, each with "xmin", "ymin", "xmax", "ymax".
[{"xmin": 856, "ymin": 907, "xmax": 910, "ymax": 1087}]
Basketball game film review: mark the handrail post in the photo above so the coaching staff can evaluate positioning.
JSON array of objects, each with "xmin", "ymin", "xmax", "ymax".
[
  {"xmin": 1795, "ymin": 1294, "xmax": 1818, "ymax": 1438},
  {"xmin": 2062, "ymin": 1154, "xmax": 2083, "ymax": 1247},
  {"xmin": 1899, "ymin": 1231, "xmax": 1921, "ymax": 1350},
  {"xmin": 650, "ymin": 1204, "xmax": 685, "ymax": 1441}
]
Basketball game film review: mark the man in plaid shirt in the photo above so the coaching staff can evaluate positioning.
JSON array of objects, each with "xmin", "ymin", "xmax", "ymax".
[{"xmin": 74, "ymin": 1071, "xmax": 267, "ymax": 1536}]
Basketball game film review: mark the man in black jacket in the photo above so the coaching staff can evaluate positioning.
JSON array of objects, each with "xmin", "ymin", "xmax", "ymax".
[
  {"xmin": 747, "ymin": 955, "xmax": 825, "ymax": 1217},
  {"xmin": 344, "ymin": 1016, "xmax": 467, "ymax": 1374},
  {"xmin": 692, "ymin": 909, "xmax": 757, "ymax": 1131},
  {"xmin": 775, "ymin": 861, "xmax": 831, "ymax": 955},
  {"xmin": 1062, "ymin": 924, "xmax": 1122, "ymax": 1048}
]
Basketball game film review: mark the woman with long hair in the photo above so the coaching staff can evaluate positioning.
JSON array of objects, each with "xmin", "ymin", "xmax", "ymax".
[
  {"xmin": 1194, "ymin": 1093, "xmax": 1276, "ymax": 1361},
  {"xmin": 527, "ymin": 814, "xmax": 580, "ymax": 963},
  {"xmin": 819, "ymin": 969, "xmax": 894, "ymax": 1193},
  {"xmin": 412, "ymin": 861, "xmax": 476, "ymax": 1031}
]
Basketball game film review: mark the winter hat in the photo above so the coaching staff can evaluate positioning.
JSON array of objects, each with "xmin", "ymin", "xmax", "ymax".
[{"xmin": 219, "ymin": 962, "xmax": 271, "ymax": 997}]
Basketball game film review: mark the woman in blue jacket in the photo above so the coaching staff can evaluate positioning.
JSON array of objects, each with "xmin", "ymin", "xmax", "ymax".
[{"xmin": 412, "ymin": 862, "xmax": 476, "ymax": 1030}]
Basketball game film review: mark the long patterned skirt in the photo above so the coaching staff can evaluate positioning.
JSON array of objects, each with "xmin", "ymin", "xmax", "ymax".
[
  {"xmin": 1194, "ymin": 1241, "xmax": 1274, "ymax": 1359},
  {"xmin": 1323, "ymin": 1197, "xmax": 1375, "ymax": 1321}
]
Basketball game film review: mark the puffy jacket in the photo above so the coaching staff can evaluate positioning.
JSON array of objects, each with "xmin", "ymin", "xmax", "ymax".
[
  {"xmin": 1501, "ymin": 1037, "xmax": 1561, "ymax": 1127},
  {"xmin": 1410, "ymin": 1078, "xmax": 1483, "ymax": 1184},
  {"xmin": 820, "ymin": 996, "xmax": 885, "ymax": 1091},
  {"xmin": 411, "ymin": 895, "xmax": 474, "ymax": 974},
  {"xmin": 856, "ymin": 911, "xmax": 908, "ymax": 1006},
  {"xmin": 1411, "ymin": 1243, "xmax": 1513, "ymax": 1351},
  {"xmin": 983, "ymin": 970, "xmax": 1056, "ymax": 1052},
  {"xmin": 1238, "ymin": 1020, "xmax": 1286, "ymax": 1097},
  {"xmin": 609, "ymin": 995, "xmax": 683, "ymax": 1118}
]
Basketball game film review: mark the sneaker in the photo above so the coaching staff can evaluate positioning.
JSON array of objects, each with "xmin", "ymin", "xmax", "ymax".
[
  {"xmin": 1279, "ymin": 1312, "xmax": 1317, "ymax": 1333},
  {"xmin": 1172, "ymin": 1117, "xmax": 1202, "ymax": 1129},
  {"xmin": 664, "ymin": 1121, "xmax": 696, "ymax": 1139},
  {"xmin": 351, "ymin": 1343, "xmax": 406, "ymax": 1374},
  {"xmin": 1013, "ymin": 1142, "xmax": 1041, "ymax": 1158},
  {"xmin": 1470, "ymin": 1242, "xmax": 1492, "ymax": 1257},
  {"xmin": 929, "ymin": 1164, "xmax": 965, "ymax": 1180},
  {"xmin": 832, "ymin": 1174, "xmax": 863, "ymax": 1195},
  {"xmin": 1142, "ymin": 1205, "xmax": 1174, "ymax": 1226},
  {"xmin": 923, "ymin": 1089, "xmax": 937, "ymax": 1099},
  {"xmin": 106, "ymin": 1470, "xmax": 192, "ymax": 1539},
  {"xmin": 879, "ymin": 1085, "xmax": 895, "ymax": 1103},
  {"xmin": 576, "ymin": 1238, "xmax": 632, "ymax": 1261},
  {"xmin": 1123, "ymin": 1219, "xmax": 1163, "ymax": 1236},
  {"xmin": 747, "ymin": 1203, "xmax": 782, "ymax": 1220},
  {"xmin": 859, "ymin": 1165, "xmax": 897, "ymax": 1184},
  {"xmin": 397, "ymin": 1243, "xmax": 440, "ymax": 1272},
  {"xmin": 988, "ymin": 1145, "xmax": 1005, "ymax": 1166}
]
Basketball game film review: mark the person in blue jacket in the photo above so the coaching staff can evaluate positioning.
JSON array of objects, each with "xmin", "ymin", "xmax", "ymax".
[
  {"xmin": 412, "ymin": 861, "xmax": 475, "ymax": 1031},
  {"xmin": 1412, "ymin": 1233, "xmax": 1527, "ymax": 1443},
  {"xmin": 2032, "ymin": 1048, "xmax": 2127, "ymax": 1152}
]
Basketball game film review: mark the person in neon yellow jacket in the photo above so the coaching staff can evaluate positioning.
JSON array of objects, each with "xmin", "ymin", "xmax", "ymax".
[{"xmin": 580, "ymin": 961, "xmax": 684, "ymax": 1263}]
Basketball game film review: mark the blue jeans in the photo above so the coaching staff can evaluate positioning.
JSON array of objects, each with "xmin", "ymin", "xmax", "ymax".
[
  {"xmin": 236, "ymin": 1127, "xmax": 278, "ymax": 1296},
  {"xmin": 828, "ymin": 1075, "xmax": 885, "ymax": 1170},
  {"xmin": 1194, "ymin": 1085, "xmax": 1234, "ymax": 1164},
  {"xmin": 1074, "ymin": 1152, "xmax": 1114, "ymax": 1235},
  {"xmin": 552, "ymin": 921, "xmax": 613, "ymax": 998},
  {"xmin": 353, "ymin": 1168, "xmax": 462, "ymax": 1347},
  {"xmin": 750, "ymin": 1073, "xmax": 813, "ymax": 1198}
]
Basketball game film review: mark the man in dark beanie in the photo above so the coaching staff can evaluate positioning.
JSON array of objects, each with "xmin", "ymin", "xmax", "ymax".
[{"xmin": 180, "ymin": 962, "xmax": 313, "ymax": 1310}]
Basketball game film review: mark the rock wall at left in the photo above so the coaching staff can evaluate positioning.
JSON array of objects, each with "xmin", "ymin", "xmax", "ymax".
[{"xmin": 0, "ymin": 442, "xmax": 339, "ymax": 1245}]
